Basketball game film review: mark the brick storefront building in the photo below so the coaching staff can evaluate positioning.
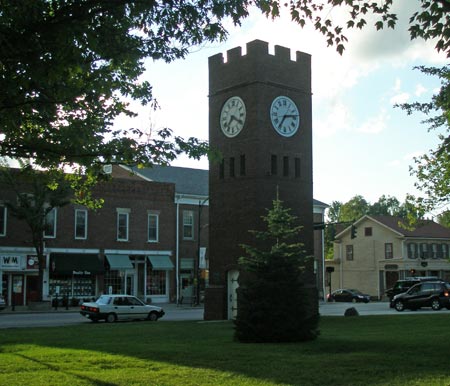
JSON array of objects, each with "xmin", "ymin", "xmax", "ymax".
[{"xmin": 0, "ymin": 164, "xmax": 326, "ymax": 312}]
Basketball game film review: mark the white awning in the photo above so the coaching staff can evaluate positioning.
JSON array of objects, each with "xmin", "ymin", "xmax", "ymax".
[{"xmin": 147, "ymin": 255, "xmax": 174, "ymax": 270}]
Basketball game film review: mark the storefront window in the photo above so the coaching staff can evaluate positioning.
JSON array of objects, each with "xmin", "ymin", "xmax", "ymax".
[
  {"xmin": 49, "ymin": 274, "xmax": 95, "ymax": 299},
  {"xmin": 104, "ymin": 271, "xmax": 124, "ymax": 294},
  {"xmin": 147, "ymin": 270, "xmax": 166, "ymax": 295}
]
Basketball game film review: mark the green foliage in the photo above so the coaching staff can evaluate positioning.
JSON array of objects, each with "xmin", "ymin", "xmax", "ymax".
[
  {"xmin": 261, "ymin": 0, "xmax": 449, "ymax": 56},
  {"xmin": 235, "ymin": 198, "xmax": 319, "ymax": 343},
  {"xmin": 1, "ymin": 1, "xmax": 449, "ymax": 174},
  {"xmin": 398, "ymin": 65, "xmax": 450, "ymax": 214},
  {"xmin": 437, "ymin": 210, "xmax": 450, "ymax": 228},
  {"xmin": 0, "ymin": 0, "xmax": 229, "ymax": 170},
  {"xmin": 0, "ymin": 164, "xmax": 75, "ymax": 300}
]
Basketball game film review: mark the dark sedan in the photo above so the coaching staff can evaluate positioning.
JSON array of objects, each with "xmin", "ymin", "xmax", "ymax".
[{"xmin": 327, "ymin": 289, "xmax": 370, "ymax": 303}]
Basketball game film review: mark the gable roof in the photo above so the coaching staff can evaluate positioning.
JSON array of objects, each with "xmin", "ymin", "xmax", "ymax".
[
  {"xmin": 369, "ymin": 215, "xmax": 450, "ymax": 239},
  {"xmin": 128, "ymin": 165, "xmax": 208, "ymax": 196},
  {"xmin": 122, "ymin": 165, "xmax": 329, "ymax": 208}
]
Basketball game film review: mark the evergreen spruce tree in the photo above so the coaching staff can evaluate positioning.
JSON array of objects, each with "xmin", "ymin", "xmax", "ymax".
[{"xmin": 234, "ymin": 197, "xmax": 319, "ymax": 343}]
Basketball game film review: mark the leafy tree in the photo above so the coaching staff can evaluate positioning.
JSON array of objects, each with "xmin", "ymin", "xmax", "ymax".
[
  {"xmin": 398, "ymin": 65, "xmax": 450, "ymax": 214},
  {"xmin": 235, "ymin": 198, "xmax": 319, "ymax": 343},
  {"xmin": 0, "ymin": 165, "xmax": 74, "ymax": 301},
  {"xmin": 368, "ymin": 195, "xmax": 403, "ymax": 217},
  {"xmin": 437, "ymin": 211, "xmax": 450, "ymax": 229},
  {"xmin": 339, "ymin": 195, "xmax": 369, "ymax": 222},
  {"xmin": 1, "ymin": 0, "xmax": 448, "ymax": 174}
]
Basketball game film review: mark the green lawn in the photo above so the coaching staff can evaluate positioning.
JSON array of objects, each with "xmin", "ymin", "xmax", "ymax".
[{"xmin": 1, "ymin": 315, "xmax": 449, "ymax": 386}]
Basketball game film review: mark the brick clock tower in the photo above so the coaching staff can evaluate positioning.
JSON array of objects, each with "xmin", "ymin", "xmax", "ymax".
[{"xmin": 204, "ymin": 40, "xmax": 317, "ymax": 320}]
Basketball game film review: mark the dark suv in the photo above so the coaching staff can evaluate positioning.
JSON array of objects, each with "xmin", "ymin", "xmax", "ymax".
[
  {"xmin": 386, "ymin": 277, "xmax": 439, "ymax": 303},
  {"xmin": 392, "ymin": 281, "xmax": 450, "ymax": 312}
]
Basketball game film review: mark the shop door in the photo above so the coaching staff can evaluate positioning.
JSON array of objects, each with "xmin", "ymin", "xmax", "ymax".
[
  {"xmin": 385, "ymin": 271, "xmax": 399, "ymax": 290},
  {"xmin": 2, "ymin": 274, "xmax": 8, "ymax": 304},
  {"xmin": 227, "ymin": 270, "xmax": 239, "ymax": 320},
  {"xmin": 126, "ymin": 274, "xmax": 135, "ymax": 296},
  {"xmin": 12, "ymin": 275, "xmax": 24, "ymax": 306},
  {"xmin": 26, "ymin": 276, "xmax": 39, "ymax": 303},
  {"xmin": 180, "ymin": 273, "xmax": 194, "ymax": 302}
]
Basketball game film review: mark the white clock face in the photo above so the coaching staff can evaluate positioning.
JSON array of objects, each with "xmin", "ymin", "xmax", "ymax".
[
  {"xmin": 270, "ymin": 96, "xmax": 300, "ymax": 137},
  {"xmin": 220, "ymin": 96, "xmax": 246, "ymax": 138}
]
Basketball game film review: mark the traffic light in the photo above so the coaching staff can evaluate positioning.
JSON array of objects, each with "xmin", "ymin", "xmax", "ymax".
[{"xmin": 350, "ymin": 224, "xmax": 357, "ymax": 239}]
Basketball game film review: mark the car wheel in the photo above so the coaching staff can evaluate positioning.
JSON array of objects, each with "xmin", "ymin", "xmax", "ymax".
[
  {"xmin": 352, "ymin": 298, "xmax": 357, "ymax": 303},
  {"xmin": 431, "ymin": 298, "xmax": 442, "ymax": 311},
  {"xmin": 394, "ymin": 300, "xmax": 405, "ymax": 312},
  {"xmin": 105, "ymin": 313, "xmax": 117, "ymax": 323},
  {"xmin": 148, "ymin": 312, "xmax": 158, "ymax": 321}
]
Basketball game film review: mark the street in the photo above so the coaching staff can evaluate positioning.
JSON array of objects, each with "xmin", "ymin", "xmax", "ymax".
[
  {"xmin": 0, "ymin": 305, "xmax": 205, "ymax": 329},
  {"xmin": 1, "ymin": 302, "xmax": 449, "ymax": 329}
]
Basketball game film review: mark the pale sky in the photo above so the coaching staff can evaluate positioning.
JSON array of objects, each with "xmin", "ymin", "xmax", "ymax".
[{"xmin": 114, "ymin": 0, "xmax": 448, "ymax": 208}]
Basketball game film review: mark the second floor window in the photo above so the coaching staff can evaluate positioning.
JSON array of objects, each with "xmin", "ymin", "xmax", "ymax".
[
  {"xmin": 346, "ymin": 245, "xmax": 354, "ymax": 261},
  {"xmin": 183, "ymin": 210, "xmax": 194, "ymax": 240},
  {"xmin": 44, "ymin": 208, "xmax": 57, "ymax": 238},
  {"xmin": 117, "ymin": 209, "xmax": 130, "ymax": 241},
  {"xmin": 0, "ymin": 205, "xmax": 6, "ymax": 236},
  {"xmin": 75, "ymin": 209, "xmax": 87, "ymax": 239},
  {"xmin": 407, "ymin": 243, "xmax": 418, "ymax": 259},
  {"xmin": 385, "ymin": 243, "xmax": 393, "ymax": 259},
  {"xmin": 148, "ymin": 213, "xmax": 159, "ymax": 242}
]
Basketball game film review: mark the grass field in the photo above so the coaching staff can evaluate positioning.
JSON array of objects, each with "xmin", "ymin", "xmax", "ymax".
[{"xmin": 1, "ymin": 314, "xmax": 450, "ymax": 386}]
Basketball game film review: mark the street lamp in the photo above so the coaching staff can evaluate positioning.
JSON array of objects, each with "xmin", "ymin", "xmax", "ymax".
[{"xmin": 196, "ymin": 198, "xmax": 208, "ymax": 305}]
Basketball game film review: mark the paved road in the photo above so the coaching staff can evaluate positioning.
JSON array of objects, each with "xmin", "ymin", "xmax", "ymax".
[
  {"xmin": 1, "ymin": 302, "xmax": 449, "ymax": 329},
  {"xmin": 0, "ymin": 305, "xmax": 204, "ymax": 329},
  {"xmin": 319, "ymin": 301, "xmax": 450, "ymax": 316}
]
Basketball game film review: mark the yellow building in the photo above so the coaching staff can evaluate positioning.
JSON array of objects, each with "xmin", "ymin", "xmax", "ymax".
[{"xmin": 326, "ymin": 215, "xmax": 450, "ymax": 300}]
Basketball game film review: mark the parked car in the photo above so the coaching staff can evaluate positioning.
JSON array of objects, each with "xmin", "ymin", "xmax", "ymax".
[
  {"xmin": 327, "ymin": 289, "xmax": 370, "ymax": 303},
  {"xmin": 392, "ymin": 281, "xmax": 450, "ymax": 312},
  {"xmin": 385, "ymin": 276, "xmax": 439, "ymax": 303},
  {"xmin": 0, "ymin": 295, "xmax": 5, "ymax": 311},
  {"xmin": 80, "ymin": 294, "xmax": 165, "ymax": 323}
]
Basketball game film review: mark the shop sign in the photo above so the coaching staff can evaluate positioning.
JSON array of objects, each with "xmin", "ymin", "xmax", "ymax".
[
  {"xmin": 26, "ymin": 255, "xmax": 39, "ymax": 270},
  {"xmin": 73, "ymin": 270, "xmax": 91, "ymax": 276},
  {"xmin": 199, "ymin": 247, "xmax": 207, "ymax": 269},
  {"xmin": 1, "ymin": 254, "xmax": 22, "ymax": 270}
]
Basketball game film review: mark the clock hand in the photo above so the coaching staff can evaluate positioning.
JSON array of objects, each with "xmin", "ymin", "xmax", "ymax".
[
  {"xmin": 229, "ymin": 115, "xmax": 243, "ymax": 125},
  {"xmin": 277, "ymin": 114, "xmax": 287, "ymax": 129}
]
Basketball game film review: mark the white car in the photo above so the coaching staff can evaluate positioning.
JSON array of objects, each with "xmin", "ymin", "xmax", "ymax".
[{"xmin": 80, "ymin": 294, "xmax": 164, "ymax": 323}]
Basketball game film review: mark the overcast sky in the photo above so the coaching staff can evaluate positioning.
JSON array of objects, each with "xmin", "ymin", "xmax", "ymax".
[{"xmin": 114, "ymin": 0, "xmax": 447, "ymax": 208}]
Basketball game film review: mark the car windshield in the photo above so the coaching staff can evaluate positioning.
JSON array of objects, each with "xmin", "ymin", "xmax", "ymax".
[{"xmin": 96, "ymin": 295, "xmax": 113, "ymax": 305}]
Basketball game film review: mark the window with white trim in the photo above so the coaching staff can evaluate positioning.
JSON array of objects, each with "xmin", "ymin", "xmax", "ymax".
[
  {"xmin": 183, "ymin": 210, "xmax": 194, "ymax": 240},
  {"xmin": 443, "ymin": 244, "xmax": 449, "ymax": 259},
  {"xmin": 0, "ymin": 204, "xmax": 6, "ymax": 236},
  {"xmin": 385, "ymin": 243, "xmax": 393, "ymax": 259},
  {"xmin": 75, "ymin": 209, "xmax": 88, "ymax": 239},
  {"xmin": 44, "ymin": 208, "xmax": 57, "ymax": 238},
  {"xmin": 116, "ymin": 208, "xmax": 130, "ymax": 241},
  {"xmin": 148, "ymin": 212, "xmax": 159, "ymax": 242}
]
